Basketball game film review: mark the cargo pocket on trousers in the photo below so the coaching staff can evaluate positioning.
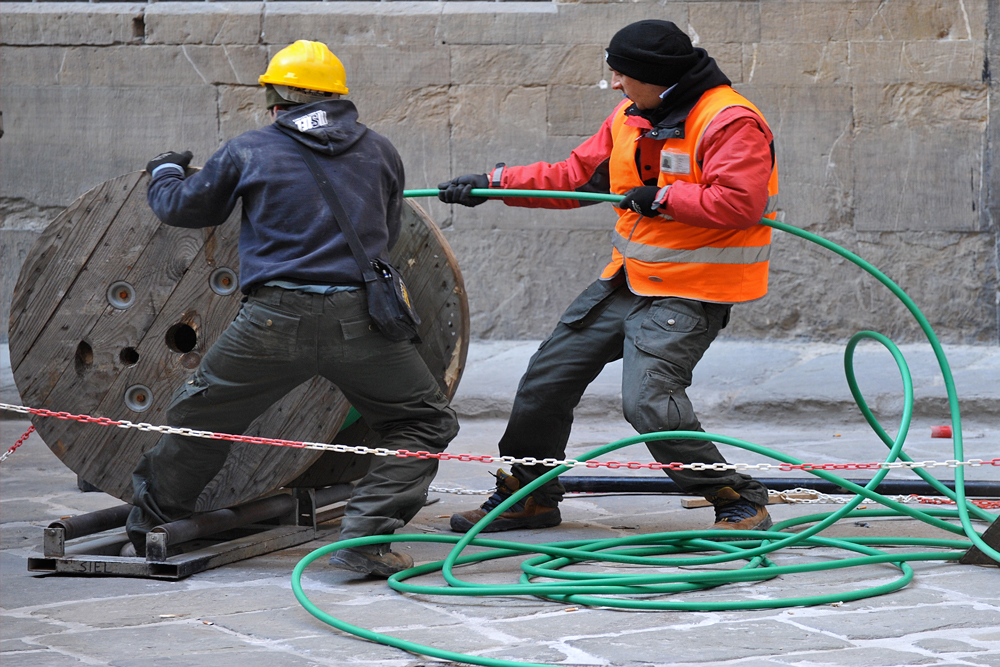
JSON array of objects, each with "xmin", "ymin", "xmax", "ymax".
[
  {"xmin": 633, "ymin": 298, "xmax": 706, "ymax": 361},
  {"xmin": 630, "ymin": 370, "xmax": 695, "ymax": 435},
  {"xmin": 558, "ymin": 278, "xmax": 623, "ymax": 329}
]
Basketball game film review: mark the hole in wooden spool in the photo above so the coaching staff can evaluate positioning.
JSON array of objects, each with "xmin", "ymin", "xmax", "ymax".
[
  {"xmin": 75, "ymin": 341, "xmax": 94, "ymax": 375},
  {"xmin": 165, "ymin": 323, "xmax": 198, "ymax": 354},
  {"xmin": 120, "ymin": 347, "xmax": 140, "ymax": 366}
]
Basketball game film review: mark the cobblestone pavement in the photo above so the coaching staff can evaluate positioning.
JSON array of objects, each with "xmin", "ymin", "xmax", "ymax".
[{"xmin": 2, "ymin": 414, "xmax": 998, "ymax": 667}]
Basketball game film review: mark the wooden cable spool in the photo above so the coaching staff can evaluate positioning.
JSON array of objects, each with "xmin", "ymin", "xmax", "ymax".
[{"xmin": 9, "ymin": 171, "xmax": 469, "ymax": 510}]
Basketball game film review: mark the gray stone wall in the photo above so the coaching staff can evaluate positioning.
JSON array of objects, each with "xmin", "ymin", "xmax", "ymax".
[{"xmin": 2, "ymin": 1, "xmax": 996, "ymax": 344}]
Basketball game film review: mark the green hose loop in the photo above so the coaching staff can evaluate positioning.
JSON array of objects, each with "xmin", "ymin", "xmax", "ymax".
[{"xmin": 291, "ymin": 188, "xmax": 998, "ymax": 667}]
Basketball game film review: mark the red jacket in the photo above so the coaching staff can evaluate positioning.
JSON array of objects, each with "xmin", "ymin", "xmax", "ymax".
[{"xmin": 492, "ymin": 101, "xmax": 775, "ymax": 231}]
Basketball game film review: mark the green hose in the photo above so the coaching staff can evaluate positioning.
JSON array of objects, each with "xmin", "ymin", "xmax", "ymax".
[{"xmin": 293, "ymin": 188, "xmax": 998, "ymax": 667}]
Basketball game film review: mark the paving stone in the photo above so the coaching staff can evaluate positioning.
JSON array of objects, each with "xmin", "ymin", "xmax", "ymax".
[
  {"xmin": 0, "ymin": 650, "xmax": 90, "ymax": 666},
  {"xmin": 0, "ymin": 615, "xmax": 66, "ymax": 641},
  {"xmin": 792, "ymin": 604, "xmax": 1000, "ymax": 641},
  {"xmin": 110, "ymin": 649, "xmax": 328, "ymax": 667},
  {"xmin": 571, "ymin": 618, "xmax": 851, "ymax": 663},
  {"xmin": 32, "ymin": 585, "xmax": 305, "ymax": 629},
  {"xmin": 795, "ymin": 647, "xmax": 941, "ymax": 666},
  {"xmin": 915, "ymin": 637, "xmax": 990, "ymax": 654},
  {"xmin": 41, "ymin": 622, "xmax": 251, "ymax": 661}
]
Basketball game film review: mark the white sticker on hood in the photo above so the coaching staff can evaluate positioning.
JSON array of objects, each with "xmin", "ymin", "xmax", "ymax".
[{"xmin": 293, "ymin": 110, "xmax": 328, "ymax": 132}]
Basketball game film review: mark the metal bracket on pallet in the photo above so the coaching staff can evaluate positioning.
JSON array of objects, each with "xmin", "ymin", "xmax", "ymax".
[
  {"xmin": 959, "ymin": 518, "xmax": 1000, "ymax": 567},
  {"xmin": 27, "ymin": 484, "xmax": 353, "ymax": 579}
]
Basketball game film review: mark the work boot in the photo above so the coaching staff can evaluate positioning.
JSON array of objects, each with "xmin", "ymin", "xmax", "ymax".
[
  {"xmin": 707, "ymin": 487, "xmax": 773, "ymax": 533},
  {"xmin": 449, "ymin": 469, "xmax": 561, "ymax": 533},
  {"xmin": 328, "ymin": 543, "xmax": 414, "ymax": 578}
]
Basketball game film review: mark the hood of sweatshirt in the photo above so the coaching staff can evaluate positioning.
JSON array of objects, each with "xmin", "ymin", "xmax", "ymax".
[{"xmin": 273, "ymin": 99, "xmax": 368, "ymax": 157}]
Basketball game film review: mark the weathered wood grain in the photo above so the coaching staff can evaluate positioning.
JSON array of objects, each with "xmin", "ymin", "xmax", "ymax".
[{"xmin": 10, "ymin": 173, "xmax": 469, "ymax": 510}]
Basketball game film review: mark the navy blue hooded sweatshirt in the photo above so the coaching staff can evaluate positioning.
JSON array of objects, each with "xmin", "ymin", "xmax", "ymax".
[{"xmin": 147, "ymin": 99, "xmax": 404, "ymax": 294}]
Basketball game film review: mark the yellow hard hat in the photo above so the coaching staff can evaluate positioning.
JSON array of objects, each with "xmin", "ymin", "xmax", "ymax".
[{"xmin": 258, "ymin": 40, "xmax": 349, "ymax": 95}]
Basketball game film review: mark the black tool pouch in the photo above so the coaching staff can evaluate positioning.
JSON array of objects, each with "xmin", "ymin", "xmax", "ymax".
[{"xmin": 365, "ymin": 259, "xmax": 422, "ymax": 343}]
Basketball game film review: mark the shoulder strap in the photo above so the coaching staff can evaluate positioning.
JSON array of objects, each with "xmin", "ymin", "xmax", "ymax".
[{"xmin": 292, "ymin": 140, "xmax": 380, "ymax": 284}]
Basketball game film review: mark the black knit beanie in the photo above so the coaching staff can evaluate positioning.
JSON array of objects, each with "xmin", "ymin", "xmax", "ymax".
[{"xmin": 605, "ymin": 20, "xmax": 700, "ymax": 87}]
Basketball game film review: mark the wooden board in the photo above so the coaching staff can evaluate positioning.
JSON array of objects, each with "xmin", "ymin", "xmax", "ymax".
[{"xmin": 9, "ymin": 171, "xmax": 469, "ymax": 510}]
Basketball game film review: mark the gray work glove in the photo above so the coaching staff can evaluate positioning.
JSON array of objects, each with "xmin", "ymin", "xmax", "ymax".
[
  {"xmin": 438, "ymin": 173, "xmax": 490, "ymax": 207},
  {"xmin": 146, "ymin": 151, "xmax": 193, "ymax": 179}
]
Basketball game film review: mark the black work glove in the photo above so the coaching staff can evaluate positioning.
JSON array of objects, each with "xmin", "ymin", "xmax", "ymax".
[
  {"xmin": 438, "ymin": 173, "xmax": 490, "ymax": 207},
  {"xmin": 615, "ymin": 185, "xmax": 666, "ymax": 218},
  {"xmin": 616, "ymin": 185, "xmax": 668, "ymax": 217},
  {"xmin": 146, "ymin": 151, "xmax": 193, "ymax": 177}
]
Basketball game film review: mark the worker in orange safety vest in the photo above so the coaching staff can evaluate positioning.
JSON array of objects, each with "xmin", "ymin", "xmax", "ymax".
[{"xmin": 439, "ymin": 20, "xmax": 777, "ymax": 535}]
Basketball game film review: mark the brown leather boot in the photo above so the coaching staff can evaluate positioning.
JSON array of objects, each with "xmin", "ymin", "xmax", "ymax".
[
  {"xmin": 707, "ymin": 486, "xmax": 773, "ymax": 533},
  {"xmin": 328, "ymin": 544, "xmax": 414, "ymax": 578},
  {"xmin": 449, "ymin": 470, "xmax": 561, "ymax": 533}
]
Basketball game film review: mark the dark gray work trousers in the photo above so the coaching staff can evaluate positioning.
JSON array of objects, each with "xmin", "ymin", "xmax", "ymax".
[
  {"xmin": 501, "ymin": 276, "xmax": 769, "ymax": 507},
  {"xmin": 127, "ymin": 286, "xmax": 458, "ymax": 547}
]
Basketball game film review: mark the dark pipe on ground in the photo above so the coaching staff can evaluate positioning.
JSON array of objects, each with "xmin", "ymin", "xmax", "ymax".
[{"xmin": 559, "ymin": 477, "xmax": 1000, "ymax": 497}]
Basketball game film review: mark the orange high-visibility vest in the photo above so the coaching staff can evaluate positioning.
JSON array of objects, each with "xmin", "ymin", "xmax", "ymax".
[{"xmin": 601, "ymin": 85, "xmax": 779, "ymax": 303}]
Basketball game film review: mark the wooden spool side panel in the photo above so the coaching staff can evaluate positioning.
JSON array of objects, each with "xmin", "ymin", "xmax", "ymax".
[
  {"xmin": 10, "ymin": 173, "xmax": 153, "ymax": 405},
  {"xmin": 10, "ymin": 178, "xmax": 468, "ymax": 509},
  {"xmin": 9, "ymin": 173, "xmax": 145, "ymax": 369},
  {"xmin": 11, "ymin": 172, "xmax": 337, "ymax": 508}
]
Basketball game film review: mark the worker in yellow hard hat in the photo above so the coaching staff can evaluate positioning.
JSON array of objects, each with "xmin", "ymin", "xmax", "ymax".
[
  {"xmin": 258, "ymin": 39, "xmax": 349, "ymax": 117},
  {"xmin": 129, "ymin": 40, "xmax": 458, "ymax": 578}
]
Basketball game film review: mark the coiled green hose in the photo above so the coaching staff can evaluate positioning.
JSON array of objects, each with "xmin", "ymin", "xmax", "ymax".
[{"xmin": 292, "ymin": 188, "xmax": 998, "ymax": 667}]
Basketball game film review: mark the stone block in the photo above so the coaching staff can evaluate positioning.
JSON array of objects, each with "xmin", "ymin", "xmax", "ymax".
[
  {"xmin": 739, "ymin": 84, "xmax": 854, "ymax": 227},
  {"xmin": 853, "ymin": 83, "xmax": 987, "ymax": 232},
  {"xmin": 218, "ymin": 85, "xmax": 271, "ymax": 142},
  {"xmin": 1, "ymin": 230, "xmax": 44, "ymax": 344},
  {"xmin": 729, "ymin": 229, "xmax": 998, "ymax": 344},
  {"xmin": 701, "ymin": 42, "xmax": 742, "ymax": 83},
  {"xmin": 0, "ymin": 47, "xmax": 64, "ymax": 86},
  {"xmin": 262, "ymin": 2, "xmax": 441, "ymax": 48},
  {"xmin": 348, "ymin": 84, "xmax": 454, "ymax": 224},
  {"xmin": 8, "ymin": 45, "xmax": 267, "ymax": 87},
  {"xmin": 848, "ymin": 0, "xmax": 986, "ymax": 42},
  {"xmin": 689, "ymin": 1, "xmax": 760, "ymax": 44},
  {"xmin": 450, "ymin": 44, "xmax": 605, "ymax": 86},
  {"xmin": 438, "ymin": 2, "xmax": 687, "ymax": 46},
  {"xmin": 760, "ymin": 0, "xmax": 987, "ymax": 43},
  {"xmin": 443, "ymin": 227, "xmax": 611, "ymax": 338},
  {"xmin": 547, "ymin": 85, "xmax": 624, "ymax": 136},
  {"xmin": 0, "ymin": 4, "xmax": 144, "ymax": 46},
  {"xmin": 746, "ymin": 42, "xmax": 850, "ymax": 85},
  {"xmin": 300, "ymin": 44, "xmax": 450, "ymax": 87},
  {"xmin": 850, "ymin": 40, "xmax": 986, "ymax": 84},
  {"xmin": 0, "ymin": 85, "xmax": 220, "ymax": 207},
  {"xmin": 145, "ymin": 3, "xmax": 264, "ymax": 45}
]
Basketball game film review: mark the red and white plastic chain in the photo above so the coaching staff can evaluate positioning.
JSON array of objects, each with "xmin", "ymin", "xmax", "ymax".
[
  {"xmin": 1, "ymin": 425, "xmax": 36, "ymax": 463},
  {"xmin": 1, "ymin": 402, "xmax": 998, "ymax": 472}
]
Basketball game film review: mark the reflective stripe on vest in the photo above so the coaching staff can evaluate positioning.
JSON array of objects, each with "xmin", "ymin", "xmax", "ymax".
[
  {"xmin": 612, "ymin": 231, "xmax": 771, "ymax": 265},
  {"xmin": 601, "ymin": 86, "xmax": 778, "ymax": 303}
]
